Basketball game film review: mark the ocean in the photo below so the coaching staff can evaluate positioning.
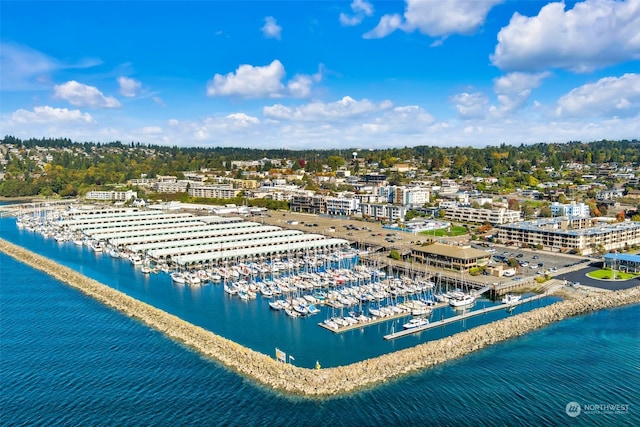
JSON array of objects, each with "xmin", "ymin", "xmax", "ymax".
[{"xmin": 1, "ymin": 214, "xmax": 638, "ymax": 426}]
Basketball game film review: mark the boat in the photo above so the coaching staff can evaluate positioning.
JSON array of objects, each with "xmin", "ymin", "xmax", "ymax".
[
  {"xmin": 403, "ymin": 317, "xmax": 429, "ymax": 329},
  {"xmin": 449, "ymin": 294, "xmax": 476, "ymax": 307},
  {"xmin": 501, "ymin": 293, "xmax": 522, "ymax": 305},
  {"xmin": 170, "ymin": 272, "xmax": 186, "ymax": 284}
]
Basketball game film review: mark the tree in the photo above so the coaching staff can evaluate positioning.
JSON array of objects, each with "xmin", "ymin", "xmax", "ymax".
[
  {"xmin": 507, "ymin": 198, "xmax": 520, "ymax": 211},
  {"xmin": 539, "ymin": 204, "xmax": 552, "ymax": 217}
]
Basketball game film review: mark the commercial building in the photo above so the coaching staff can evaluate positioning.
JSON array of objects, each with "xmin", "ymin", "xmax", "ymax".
[
  {"xmin": 444, "ymin": 207, "xmax": 522, "ymax": 225},
  {"xmin": 188, "ymin": 185, "xmax": 241, "ymax": 199},
  {"xmin": 497, "ymin": 217, "xmax": 640, "ymax": 255},
  {"xmin": 410, "ymin": 242, "xmax": 491, "ymax": 271},
  {"xmin": 602, "ymin": 253, "xmax": 640, "ymax": 273}
]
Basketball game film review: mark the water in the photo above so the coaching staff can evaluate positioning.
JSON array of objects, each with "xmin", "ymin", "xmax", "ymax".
[
  {"xmin": 0, "ymin": 216, "xmax": 560, "ymax": 369},
  {"xmin": 2, "ymin": 215, "xmax": 639, "ymax": 425}
]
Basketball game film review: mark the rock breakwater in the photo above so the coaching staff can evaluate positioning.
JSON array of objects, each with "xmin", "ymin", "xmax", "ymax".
[{"xmin": 2, "ymin": 238, "xmax": 639, "ymax": 398}]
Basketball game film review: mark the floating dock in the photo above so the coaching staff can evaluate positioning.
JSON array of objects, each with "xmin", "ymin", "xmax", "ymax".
[{"xmin": 383, "ymin": 293, "xmax": 549, "ymax": 340}]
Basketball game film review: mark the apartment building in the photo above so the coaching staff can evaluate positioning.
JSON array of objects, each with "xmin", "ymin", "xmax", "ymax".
[{"xmin": 444, "ymin": 206, "xmax": 522, "ymax": 225}]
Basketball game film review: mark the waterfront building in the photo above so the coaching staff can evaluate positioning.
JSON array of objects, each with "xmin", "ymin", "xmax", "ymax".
[
  {"xmin": 497, "ymin": 217, "xmax": 640, "ymax": 255},
  {"xmin": 410, "ymin": 242, "xmax": 491, "ymax": 271},
  {"xmin": 325, "ymin": 196, "xmax": 360, "ymax": 216},
  {"xmin": 602, "ymin": 253, "xmax": 640, "ymax": 273},
  {"xmin": 444, "ymin": 206, "xmax": 522, "ymax": 225}
]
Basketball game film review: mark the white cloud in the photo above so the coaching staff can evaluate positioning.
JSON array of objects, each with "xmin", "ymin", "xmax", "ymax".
[
  {"xmin": 556, "ymin": 73, "xmax": 640, "ymax": 118},
  {"xmin": 492, "ymin": 0, "xmax": 640, "ymax": 72},
  {"xmin": 450, "ymin": 92, "xmax": 489, "ymax": 119},
  {"xmin": 225, "ymin": 113, "xmax": 260, "ymax": 126},
  {"xmin": 54, "ymin": 80, "xmax": 120, "ymax": 108},
  {"xmin": 207, "ymin": 60, "xmax": 285, "ymax": 98},
  {"xmin": 207, "ymin": 60, "xmax": 320, "ymax": 98},
  {"xmin": 261, "ymin": 16, "xmax": 282, "ymax": 40},
  {"xmin": 142, "ymin": 126, "xmax": 163, "ymax": 134},
  {"xmin": 364, "ymin": 0, "xmax": 502, "ymax": 39},
  {"xmin": 117, "ymin": 76, "xmax": 142, "ymax": 97},
  {"xmin": 492, "ymin": 71, "xmax": 550, "ymax": 114},
  {"xmin": 263, "ymin": 96, "xmax": 392, "ymax": 121},
  {"xmin": 10, "ymin": 106, "xmax": 95, "ymax": 124},
  {"xmin": 340, "ymin": 0, "xmax": 374, "ymax": 26},
  {"xmin": 153, "ymin": 97, "xmax": 167, "ymax": 107},
  {"xmin": 0, "ymin": 42, "xmax": 101, "ymax": 91}
]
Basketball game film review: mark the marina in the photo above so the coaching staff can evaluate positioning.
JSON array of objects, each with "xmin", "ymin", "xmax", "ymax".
[{"xmin": 384, "ymin": 292, "xmax": 550, "ymax": 340}]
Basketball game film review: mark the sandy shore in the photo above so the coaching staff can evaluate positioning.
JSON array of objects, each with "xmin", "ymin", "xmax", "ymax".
[{"xmin": 2, "ymin": 238, "xmax": 639, "ymax": 398}]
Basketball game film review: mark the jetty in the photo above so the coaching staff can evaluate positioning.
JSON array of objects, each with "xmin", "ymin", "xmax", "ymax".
[
  {"xmin": 2, "ymin": 238, "xmax": 639, "ymax": 398},
  {"xmin": 384, "ymin": 293, "xmax": 548, "ymax": 340}
]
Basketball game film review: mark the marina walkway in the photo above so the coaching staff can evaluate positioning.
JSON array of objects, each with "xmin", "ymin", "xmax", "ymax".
[{"xmin": 383, "ymin": 292, "xmax": 550, "ymax": 340}]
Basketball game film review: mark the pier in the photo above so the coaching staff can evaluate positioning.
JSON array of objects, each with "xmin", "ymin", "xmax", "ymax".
[{"xmin": 383, "ymin": 293, "xmax": 549, "ymax": 340}]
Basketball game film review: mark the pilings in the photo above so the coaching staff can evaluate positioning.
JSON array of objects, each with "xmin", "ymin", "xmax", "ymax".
[{"xmin": 2, "ymin": 238, "xmax": 639, "ymax": 398}]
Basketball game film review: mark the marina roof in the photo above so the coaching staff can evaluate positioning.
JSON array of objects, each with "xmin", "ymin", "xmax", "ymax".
[
  {"xmin": 173, "ymin": 238, "xmax": 350, "ymax": 265},
  {"xmin": 412, "ymin": 242, "xmax": 491, "ymax": 260},
  {"xmin": 109, "ymin": 222, "xmax": 270, "ymax": 246},
  {"xmin": 149, "ymin": 233, "xmax": 328, "ymax": 259},
  {"xmin": 129, "ymin": 229, "xmax": 302, "ymax": 253}
]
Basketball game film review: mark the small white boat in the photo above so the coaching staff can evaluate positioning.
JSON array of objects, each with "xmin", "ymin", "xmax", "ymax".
[
  {"xmin": 501, "ymin": 293, "xmax": 522, "ymax": 305},
  {"xmin": 170, "ymin": 272, "xmax": 186, "ymax": 284},
  {"xmin": 403, "ymin": 318, "xmax": 429, "ymax": 330},
  {"xmin": 449, "ymin": 295, "xmax": 476, "ymax": 307}
]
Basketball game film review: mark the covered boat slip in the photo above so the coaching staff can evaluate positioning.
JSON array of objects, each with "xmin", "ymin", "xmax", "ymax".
[
  {"xmin": 173, "ymin": 238, "xmax": 350, "ymax": 266},
  {"xmin": 58, "ymin": 209, "xmax": 168, "ymax": 227},
  {"xmin": 106, "ymin": 222, "xmax": 282, "ymax": 247},
  {"xmin": 63, "ymin": 212, "xmax": 195, "ymax": 231},
  {"xmin": 148, "ymin": 233, "xmax": 330, "ymax": 261},
  {"xmin": 127, "ymin": 229, "xmax": 303, "ymax": 254},
  {"xmin": 95, "ymin": 221, "xmax": 265, "ymax": 245}
]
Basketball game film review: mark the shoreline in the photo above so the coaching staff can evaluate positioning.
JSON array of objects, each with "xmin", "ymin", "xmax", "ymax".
[{"xmin": 2, "ymin": 238, "xmax": 639, "ymax": 398}]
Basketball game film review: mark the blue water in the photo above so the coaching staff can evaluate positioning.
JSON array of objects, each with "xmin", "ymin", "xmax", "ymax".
[
  {"xmin": 2, "ymin": 214, "xmax": 639, "ymax": 425},
  {"xmin": 0, "ymin": 216, "xmax": 560, "ymax": 369}
]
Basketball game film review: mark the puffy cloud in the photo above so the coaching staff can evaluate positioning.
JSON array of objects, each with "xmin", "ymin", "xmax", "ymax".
[
  {"xmin": 492, "ymin": 71, "xmax": 550, "ymax": 114},
  {"xmin": 492, "ymin": 0, "xmax": 640, "ymax": 72},
  {"xmin": 450, "ymin": 92, "xmax": 489, "ymax": 119},
  {"xmin": 54, "ymin": 80, "xmax": 120, "ymax": 108},
  {"xmin": 556, "ymin": 73, "xmax": 640, "ymax": 118},
  {"xmin": 364, "ymin": 0, "xmax": 502, "ymax": 39},
  {"xmin": 340, "ymin": 0, "xmax": 374, "ymax": 26},
  {"xmin": 207, "ymin": 60, "xmax": 320, "ymax": 98},
  {"xmin": 10, "ymin": 106, "xmax": 95, "ymax": 124},
  {"xmin": 261, "ymin": 16, "xmax": 282, "ymax": 39},
  {"xmin": 207, "ymin": 60, "xmax": 285, "ymax": 98},
  {"xmin": 117, "ymin": 76, "xmax": 142, "ymax": 97},
  {"xmin": 225, "ymin": 113, "xmax": 260, "ymax": 126},
  {"xmin": 263, "ymin": 96, "xmax": 392, "ymax": 121}
]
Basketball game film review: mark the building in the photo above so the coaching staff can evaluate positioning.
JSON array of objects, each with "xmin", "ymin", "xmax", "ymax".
[
  {"xmin": 289, "ymin": 193, "xmax": 326, "ymax": 214},
  {"xmin": 360, "ymin": 203, "xmax": 408, "ymax": 222},
  {"xmin": 603, "ymin": 253, "xmax": 640, "ymax": 273},
  {"xmin": 410, "ymin": 242, "xmax": 491, "ymax": 271},
  {"xmin": 497, "ymin": 217, "xmax": 640, "ymax": 255},
  {"xmin": 444, "ymin": 207, "xmax": 522, "ymax": 225},
  {"xmin": 325, "ymin": 196, "xmax": 360, "ymax": 216},
  {"xmin": 86, "ymin": 190, "xmax": 137, "ymax": 201},
  {"xmin": 188, "ymin": 185, "xmax": 241, "ymax": 199},
  {"xmin": 550, "ymin": 202, "xmax": 590, "ymax": 218}
]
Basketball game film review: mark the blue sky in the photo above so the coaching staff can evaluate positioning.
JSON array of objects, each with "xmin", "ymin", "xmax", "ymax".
[{"xmin": 1, "ymin": 0, "xmax": 639, "ymax": 149}]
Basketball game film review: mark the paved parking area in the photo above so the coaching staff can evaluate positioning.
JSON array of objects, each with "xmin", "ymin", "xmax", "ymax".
[{"xmin": 553, "ymin": 264, "xmax": 640, "ymax": 291}]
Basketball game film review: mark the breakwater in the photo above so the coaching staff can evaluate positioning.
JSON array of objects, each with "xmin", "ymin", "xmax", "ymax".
[{"xmin": 2, "ymin": 238, "xmax": 639, "ymax": 398}]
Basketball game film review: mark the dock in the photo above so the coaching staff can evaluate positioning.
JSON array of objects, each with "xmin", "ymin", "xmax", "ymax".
[
  {"xmin": 318, "ymin": 309, "xmax": 413, "ymax": 333},
  {"xmin": 383, "ymin": 293, "xmax": 549, "ymax": 340}
]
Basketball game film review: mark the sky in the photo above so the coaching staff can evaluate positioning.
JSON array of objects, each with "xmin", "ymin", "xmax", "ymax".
[{"xmin": 1, "ymin": 0, "xmax": 639, "ymax": 150}]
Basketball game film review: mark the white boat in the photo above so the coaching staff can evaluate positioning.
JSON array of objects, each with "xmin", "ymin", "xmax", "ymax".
[
  {"xmin": 501, "ymin": 293, "xmax": 522, "ymax": 305},
  {"xmin": 449, "ymin": 294, "xmax": 476, "ymax": 307},
  {"xmin": 170, "ymin": 272, "xmax": 186, "ymax": 284},
  {"xmin": 403, "ymin": 318, "xmax": 429, "ymax": 329}
]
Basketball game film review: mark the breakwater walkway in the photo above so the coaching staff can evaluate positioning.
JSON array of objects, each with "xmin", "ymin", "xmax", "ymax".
[
  {"xmin": 384, "ymin": 293, "xmax": 548, "ymax": 340},
  {"xmin": 2, "ymin": 238, "xmax": 639, "ymax": 398}
]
